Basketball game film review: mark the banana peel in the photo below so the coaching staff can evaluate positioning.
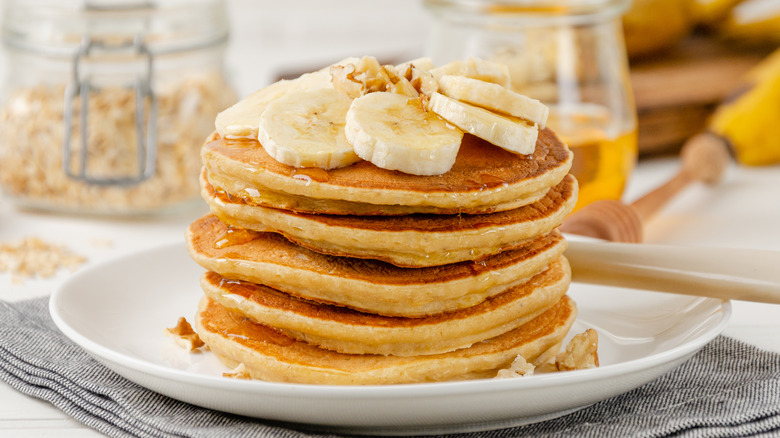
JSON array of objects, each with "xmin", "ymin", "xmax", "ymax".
[
  {"xmin": 690, "ymin": 0, "xmax": 744, "ymax": 26},
  {"xmin": 623, "ymin": 0, "xmax": 694, "ymax": 58},
  {"xmin": 718, "ymin": 0, "xmax": 780, "ymax": 44},
  {"xmin": 690, "ymin": 0, "xmax": 780, "ymax": 44},
  {"xmin": 709, "ymin": 47, "xmax": 780, "ymax": 165}
]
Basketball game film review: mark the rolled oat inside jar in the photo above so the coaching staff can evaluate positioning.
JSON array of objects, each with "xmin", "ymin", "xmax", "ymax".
[{"xmin": 0, "ymin": 0, "xmax": 237, "ymax": 215}]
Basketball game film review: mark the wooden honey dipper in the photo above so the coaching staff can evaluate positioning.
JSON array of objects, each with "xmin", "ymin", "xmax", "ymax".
[{"xmin": 560, "ymin": 132, "xmax": 732, "ymax": 242}]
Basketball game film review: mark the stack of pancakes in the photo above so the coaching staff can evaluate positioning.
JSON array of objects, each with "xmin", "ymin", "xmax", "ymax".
[{"xmin": 186, "ymin": 127, "xmax": 578, "ymax": 385}]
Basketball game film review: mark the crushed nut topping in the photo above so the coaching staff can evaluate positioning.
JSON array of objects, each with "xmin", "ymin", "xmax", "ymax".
[
  {"xmin": 223, "ymin": 362, "xmax": 252, "ymax": 379},
  {"xmin": 539, "ymin": 329, "xmax": 600, "ymax": 372},
  {"xmin": 496, "ymin": 329, "xmax": 600, "ymax": 378},
  {"xmin": 330, "ymin": 56, "xmax": 420, "ymax": 99},
  {"xmin": 495, "ymin": 354, "xmax": 535, "ymax": 378},
  {"xmin": 164, "ymin": 317, "xmax": 205, "ymax": 352}
]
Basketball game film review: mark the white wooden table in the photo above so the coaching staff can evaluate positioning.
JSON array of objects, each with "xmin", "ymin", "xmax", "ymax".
[{"xmin": 1, "ymin": 1, "xmax": 778, "ymax": 436}]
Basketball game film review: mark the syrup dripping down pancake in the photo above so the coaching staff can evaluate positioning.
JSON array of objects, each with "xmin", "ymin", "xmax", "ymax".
[
  {"xmin": 194, "ymin": 295, "xmax": 576, "ymax": 385},
  {"xmin": 187, "ymin": 214, "xmax": 568, "ymax": 316},
  {"xmin": 199, "ymin": 256, "xmax": 570, "ymax": 356},
  {"xmin": 203, "ymin": 174, "xmax": 577, "ymax": 267},
  {"xmin": 201, "ymin": 128, "xmax": 572, "ymax": 215}
]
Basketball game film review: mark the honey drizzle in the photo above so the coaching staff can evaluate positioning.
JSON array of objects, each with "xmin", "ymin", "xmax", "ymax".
[
  {"xmin": 464, "ymin": 173, "xmax": 511, "ymax": 191},
  {"xmin": 214, "ymin": 226, "xmax": 260, "ymax": 249},
  {"xmin": 291, "ymin": 167, "xmax": 330, "ymax": 184}
]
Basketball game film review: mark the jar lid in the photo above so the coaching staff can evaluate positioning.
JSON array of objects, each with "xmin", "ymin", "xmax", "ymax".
[{"xmin": 2, "ymin": 0, "xmax": 229, "ymax": 56}]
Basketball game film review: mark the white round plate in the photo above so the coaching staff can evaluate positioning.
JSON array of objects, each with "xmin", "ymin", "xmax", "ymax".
[{"xmin": 50, "ymin": 242, "xmax": 731, "ymax": 436}]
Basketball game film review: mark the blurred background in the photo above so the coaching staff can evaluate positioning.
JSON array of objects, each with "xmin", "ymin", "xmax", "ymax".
[
  {"xmin": 0, "ymin": 0, "xmax": 778, "ymax": 216},
  {"xmin": 220, "ymin": 0, "xmax": 430, "ymax": 93},
  {"xmin": 217, "ymin": 0, "xmax": 780, "ymax": 160}
]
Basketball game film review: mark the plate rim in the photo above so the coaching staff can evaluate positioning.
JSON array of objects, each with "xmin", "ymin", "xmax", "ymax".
[{"xmin": 48, "ymin": 241, "xmax": 732, "ymax": 413}]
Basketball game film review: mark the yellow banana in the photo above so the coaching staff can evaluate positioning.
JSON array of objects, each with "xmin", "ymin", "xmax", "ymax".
[
  {"xmin": 690, "ymin": 0, "xmax": 744, "ymax": 26},
  {"xmin": 345, "ymin": 92, "xmax": 463, "ymax": 175},
  {"xmin": 718, "ymin": 0, "xmax": 780, "ymax": 44},
  {"xmin": 710, "ymin": 47, "xmax": 780, "ymax": 165}
]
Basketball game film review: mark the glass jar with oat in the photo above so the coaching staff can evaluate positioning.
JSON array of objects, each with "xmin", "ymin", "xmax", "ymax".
[
  {"xmin": 424, "ymin": 0, "xmax": 637, "ymax": 211},
  {"xmin": 0, "ymin": 0, "xmax": 237, "ymax": 215}
]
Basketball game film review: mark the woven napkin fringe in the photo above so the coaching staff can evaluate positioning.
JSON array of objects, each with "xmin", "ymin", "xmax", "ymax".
[
  {"xmin": 1, "ymin": 297, "xmax": 779, "ymax": 438},
  {"xmin": 0, "ymin": 299, "xmax": 307, "ymax": 438},
  {"xmin": 0, "ymin": 347, "xmax": 157, "ymax": 438}
]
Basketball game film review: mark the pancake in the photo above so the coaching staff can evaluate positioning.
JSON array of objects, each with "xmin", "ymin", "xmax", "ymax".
[
  {"xmin": 187, "ymin": 58, "xmax": 588, "ymax": 384},
  {"xmin": 200, "ymin": 256, "xmax": 570, "ymax": 356},
  {"xmin": 201, "ymin": 128, "xmax": 572, "ymax": 214},
  {"xmin": 204, "ymin": 167, "xmax": 549, "ymax": 216},
  {"xmin": 186, "ymin": 214, "xmax": 568, "ymax": 316},
  {"xmin": 204, "ymin": 174, "xmax": 577, "ymax": 267},
  {"xmin": 194, "ymin": 294, "xmax": 577, "ymax": 385}
]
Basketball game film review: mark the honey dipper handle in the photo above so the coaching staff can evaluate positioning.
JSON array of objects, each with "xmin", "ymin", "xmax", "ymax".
[
  {"xmin": 631, "ymin": 133, "xmax": 731, "ymax": 222},
  {"xmin": 566, "ymin": 239, "xmax": 780, "ymax": 304},
  {"xmin": 629, "ymin": 172, "xmax": 690, "ymax": 223}
]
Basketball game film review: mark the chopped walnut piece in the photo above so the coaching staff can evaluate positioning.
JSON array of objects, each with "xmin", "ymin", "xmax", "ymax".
[
  {"xmin": 539, "ymin": 329, "xmax": 600, "ymax": 372},
  {"xmin": 165, "ymin": 317, "xmax": 205, "ymax": 351},
  {"xmin": 330, "ymin": 63, "xmax": 363, "ymax": 98},
  {"xmin": 496, "ymin": 354, "xmax": 535, "ymax": 378},
  {"xmin": 330, "ymin": 56, "xmax": 419, "ymax": 99},
  {"xmin": 407, "ymin": 66, "xmax": 438, "ymax": 97},
  {"xmin": 382, "ymin": 64, "xmax": 418, "ymax": 97},
  {"xmin": 223, "ymin": 363, "xmax": 252, "ymax": 379}
]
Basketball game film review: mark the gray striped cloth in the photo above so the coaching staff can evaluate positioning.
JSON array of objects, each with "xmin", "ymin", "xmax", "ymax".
[{"xmin": 1, "ymin": 297, "xmax": 779, "ymax": 438}]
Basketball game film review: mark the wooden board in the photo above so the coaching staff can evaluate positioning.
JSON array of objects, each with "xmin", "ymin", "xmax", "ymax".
[{"xmin": 630, "ymin": 34, "xmax": 770, "ymax": 155}]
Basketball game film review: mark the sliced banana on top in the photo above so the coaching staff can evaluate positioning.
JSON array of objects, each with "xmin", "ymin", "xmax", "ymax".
[
  {"xmin": 215, "ymin": 70, "xmax": 333, "ymax": 139},
  {"xmin": 429, "ymin": 58, "xmax": 511, "ymax": 87},
  {"xmin": 438, "ymin": 75, "xmax": 549, "ymax": 128},
  {"xmin": 257, "ymin": 88, "xmax": 360, "ymax": 169},
  {"xmin": 428, "ymin": 92, "xmax": 538, "ymax": 156},
  {"xmin": 345, "ymin": 92, "xmax": 464, "ymax": 176}
]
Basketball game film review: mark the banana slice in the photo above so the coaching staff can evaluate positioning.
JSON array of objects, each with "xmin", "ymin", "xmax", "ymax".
[
  {"xmin": 438, "ymin": 75, "xmax": 549, "ymax": 127},
  {"xmin": 345, "ymin": 92, "xmax": 463, "ymax": 176},
  {"xmin": 257, "ymin": 88, "xmax": 359, "ymax": 169},
  {"xmin": 428, "ymin": 92, "xmax": 538, "ymax": 155},
  {"xmin": 429, "ymin": 58, "xmax": 511, "ymax": 87},
  {"xmin": 215, "ymin": 70, "xmax": 333, "ymax": 138}
]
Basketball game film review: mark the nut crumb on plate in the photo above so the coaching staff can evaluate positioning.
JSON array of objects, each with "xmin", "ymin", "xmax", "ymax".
[
  {"xmin": 538, "ymin": 329, "xmax": 600, "ymax": 372},
  {"xmin": 496, "ymin": 329, "xmax": 599, "ymax": 378},
  {"xmin": 495, "ymin": 354, "xmax": 535, "ymax": 378},
  {"xmin": 165, "ymin": 317, "xmax": 205, "ymax": 351},
  {"xmin": 223, "ymin": 363, "xmax": 252, "ymax": 379}
]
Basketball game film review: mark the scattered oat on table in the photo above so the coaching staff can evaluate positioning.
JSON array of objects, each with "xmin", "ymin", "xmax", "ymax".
[{"xmin": 0, "ymin": 236, "xmax": 87, "ymax": 284}]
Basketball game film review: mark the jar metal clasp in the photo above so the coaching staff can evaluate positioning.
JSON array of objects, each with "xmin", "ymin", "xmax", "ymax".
[{"xmin": 62, "ymin": 34, "xmax": 158, "ymax": 186}]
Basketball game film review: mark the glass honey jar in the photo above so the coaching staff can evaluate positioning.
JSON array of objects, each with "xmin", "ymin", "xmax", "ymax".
[
  {"xmin": 0, "ymin": 0, "xmax": 237, "ymax": 216},
  {"xmin": 423, "ymin": 0, "xmax": 637, "ymax": 211}
]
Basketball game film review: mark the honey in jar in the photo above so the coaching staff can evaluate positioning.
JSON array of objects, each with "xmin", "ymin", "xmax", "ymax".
[
  {"xmin": 548, "ymin": 106, "xmax": 638, "ymax": 211},
  {"xmin": 424, "ymin": 0, "xmax": 638, "ymax": 211}
]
